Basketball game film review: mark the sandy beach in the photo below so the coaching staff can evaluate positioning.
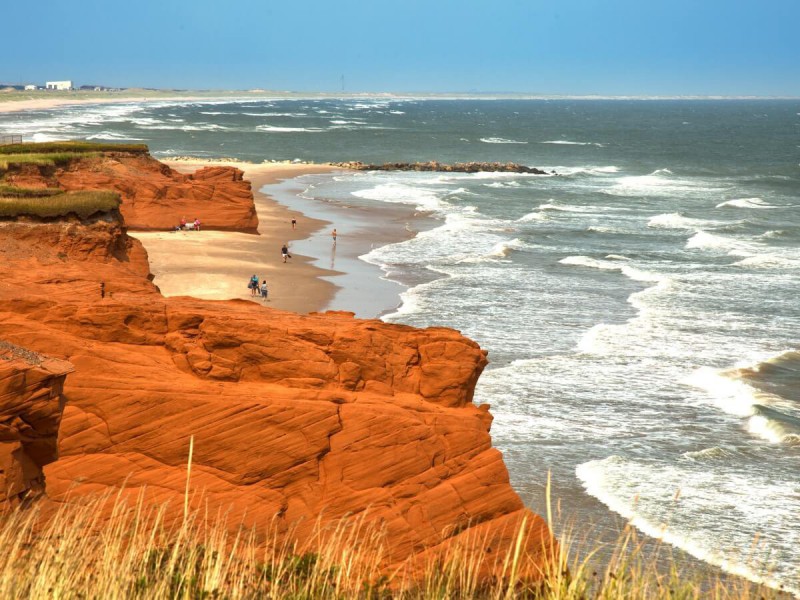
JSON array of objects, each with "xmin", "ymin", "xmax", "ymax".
[
  {"xmin": 132, "ymin": 160, "xmax": 421, "ymax": 318},
  {"xmin": 132, "ymin": 161, "xmax": 339, "ymax": 315}
]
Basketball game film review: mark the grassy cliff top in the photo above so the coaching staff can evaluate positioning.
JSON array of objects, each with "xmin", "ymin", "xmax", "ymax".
[
  {"xmin": 0, "ymin": 190, "xmax": 121, "ymax": 219},
  {"xmin": 0, "ymin": 141, "xmax": 149, "ymax": 155}
]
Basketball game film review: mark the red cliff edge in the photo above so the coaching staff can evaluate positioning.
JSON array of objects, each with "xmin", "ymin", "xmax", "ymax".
[
  {"xmin": 3, "ymin": 153, "xmax": 257, "ymax": 231},
  {"xmin": 0, "ymin": 152, "xmax": 556, "ymax": 582}
]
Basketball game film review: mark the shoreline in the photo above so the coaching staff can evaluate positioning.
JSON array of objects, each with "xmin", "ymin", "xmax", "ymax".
[
  {"xmin": 0, "ymin": 94, "xmax": 222, "ymax": 115},
  {"xmin": 132, "ymin": 159, "xmax": 419, "ymax": 318}
]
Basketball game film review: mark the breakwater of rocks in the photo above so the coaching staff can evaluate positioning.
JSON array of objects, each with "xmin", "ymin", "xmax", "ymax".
[{"xmin": 331, "ymin": 161, "xmax": 555, "ymax": 175}]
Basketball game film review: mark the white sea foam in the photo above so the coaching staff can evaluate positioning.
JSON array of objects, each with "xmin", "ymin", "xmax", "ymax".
[
  {"xmin": 540, "ymin": 140, "xmax": 605, "ymax": 147},
  {"xmin": 488, "ymin": 238, "xmax": 526, "ymax": 258},
  {"xmin": 682, "ymin": 447, "xmax": 734, "ymax": 461},
  {"xmin": 538, "ymin": 202, "xmax": 624, "ymax": 214},
  {"xmin": 716, "ymin": 197, "xmax": 772, "ymax": 209},
  {"xmin": 516, "ymin": 211, "xmax": 548, "ymax": 222},
  {"xmin": 479, "ymin": 137, "xmax": 528, "ymax": 144},
  {"xmin": 576, "ymin": 323, "xmax": 622, "ymax": 355},
  {"xmin": 86, "ymin": 131, "xmax": 144, "ymax": 141},
  {"xmin": 559, "ymin": 255, "xmax": 665, "ymax": 282},
  {"xmin": 605, "ymin": 169, "xmax": 726, "ymax": 198},
  {"xmin": 242, "ymin": 112, "xmax": 308, "ymax": 117},
  {"xmin": 483, "ymin": 181, "xmax": 521, "ymax": 188},
  {"xmin": 389, "ymin": 110, "xmax": 405, "ymax": 114},
  {"xmin": 256, "ymin": 124, "xmax": 324, "ymax": 133},
  {"xmin": 576, "ymin": 458, "xmax": 800, "ymax": 597},
  {"xmin": 550, "ymin": 165, "xmax": 620, "ymax": 176},
  {"xmin": 351, "ymin": 183, "xmax": 447, "ymax": 211},
  {"xmin": 682, "ymin": 366, "xmax": 760, "ymax": 418},
  {"xmin": 732, "ymin": 254, "xmax": 796, "ymax": 268},
  {"xmin": 648, "ymin": 213, "xmax": 703, "ymax": 230},
  {"xmin": 685, "ymin": 231, "xmax": 744, "ymax": 252}
]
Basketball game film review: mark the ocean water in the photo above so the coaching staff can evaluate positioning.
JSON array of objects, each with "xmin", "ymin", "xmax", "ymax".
[{"xmin": 3, "ymin": 98, "xmax": 799, "ymax": 592}]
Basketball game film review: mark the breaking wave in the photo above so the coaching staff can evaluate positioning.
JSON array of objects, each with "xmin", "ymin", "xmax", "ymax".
[{"xmin": 479, "ymin": 137, "xmax": 528, "ymax": 144}]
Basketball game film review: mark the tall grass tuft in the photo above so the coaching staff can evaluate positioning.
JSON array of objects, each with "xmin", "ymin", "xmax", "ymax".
[
  {"xmin": 0, "ymin": 190, "xmax": 121, "ymax": 218},
  {"xmin": 0, "ymin": 488, "xmax": 790, "ymax": 599}
]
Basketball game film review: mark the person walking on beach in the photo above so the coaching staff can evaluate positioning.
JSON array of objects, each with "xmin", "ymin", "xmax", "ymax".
[
  {"xmin": 332, "ymin": 228, "xmax": 337, "ymax": 243},
  {"xmin": 260, "ymin": 280, "xmax": 268, "ymax": 302},
  {"xmin": 249, "ymin": 274, "xmax": 259, "ymax": 296},
  {"xmin": 281, "ymin": 243, "xmax": 292, "ymax": 263},
  {"xmin": 193, "ymin": 218, "xmax": 201, "ymax": 231},
  {"xmin": 291, "ymin": 218, "xmax": 297, "ymax": 229}
]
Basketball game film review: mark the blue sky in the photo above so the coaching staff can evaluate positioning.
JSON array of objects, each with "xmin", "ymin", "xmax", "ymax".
[{"xmin": 4, "ymin": 0, "xmax": 799, "ymax": 96}]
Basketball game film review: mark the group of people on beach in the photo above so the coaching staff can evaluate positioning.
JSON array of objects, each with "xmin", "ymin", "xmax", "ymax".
[
  {"xmin": 248, "ymin": 274, "xmax": 268, "ymax": 301},
  {"xmin": 174, "ymin": 216, "xmax": 201, "ymax": 232},
  {"xmin": 243, "ymin": 221, "xmax": 340, "ymax": 304}
]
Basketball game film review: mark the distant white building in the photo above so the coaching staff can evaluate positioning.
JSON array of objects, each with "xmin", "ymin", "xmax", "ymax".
[
  {"xmin": 45, "ymin": 80, "xmax": 73, "ymax": 91},
  {"xmin": 24, "ymin": 84, "xmax": 37, "ymax": 91}
]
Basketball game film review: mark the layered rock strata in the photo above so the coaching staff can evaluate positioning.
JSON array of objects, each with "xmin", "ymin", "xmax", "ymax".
[
  {"xmin": 0, "ymin": 151, "xmax": 556, "ymax": 579},
  {"xmin": 0, "ymin": 341, "xmax": 73, "ymax": 508},
  {"xmin": 2, "ymin": 154, "xmax": 257, "ymax": 231}
]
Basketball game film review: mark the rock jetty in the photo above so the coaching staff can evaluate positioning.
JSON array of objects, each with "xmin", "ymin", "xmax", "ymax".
[{"xmin": 332, "ymin": 160, "xmax": 554, "ymax": 175}]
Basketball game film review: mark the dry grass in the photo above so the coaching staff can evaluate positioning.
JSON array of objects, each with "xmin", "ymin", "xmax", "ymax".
[
  {"xmin": 0, "ymin": 184, "xmax": 62, "ymax": 198},
  {"xmin": 0, "ymin": 152, "xmax": 101, "ymax": 170},
  {"xmin": 0, "ymin": 190, "xmax": 120, "ymax": 218},
  {"xmin": 0, "ymin": 488, "xmax": 790, "ymax": 599},
  {"xmin": 0, "ymin": 448, "xmax": 789, "ymax": 598}
]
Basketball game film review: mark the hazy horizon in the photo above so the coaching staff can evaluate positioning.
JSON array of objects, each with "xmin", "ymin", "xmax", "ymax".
[{"xmin": 3, "ymin": 0, "xmax": 799, "ymax": 97}]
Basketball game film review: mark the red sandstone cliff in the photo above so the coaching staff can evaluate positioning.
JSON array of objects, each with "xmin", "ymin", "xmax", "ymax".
[
  {"xmin": 0, "ymin": 342, "xmax": 72, "ymax": 508},
  {"xmin": 0, "ymin": 151, "xmax": 556, "ymax": 580},
  {"xmin": 3, "ymin": 154, "xmax": 257, "ymax": 231}
]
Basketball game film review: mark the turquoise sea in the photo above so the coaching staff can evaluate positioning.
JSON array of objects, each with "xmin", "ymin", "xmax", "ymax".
[{"xmin": 2, "ymin": 97, "xmax": 799, "ymax": 592}]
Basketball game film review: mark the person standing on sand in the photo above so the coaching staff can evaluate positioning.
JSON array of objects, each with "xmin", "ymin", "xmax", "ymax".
[
  {"xmin": 180, "ymin": 216, "xmax": 187, "ymax": 229},
  {"xmin": 281, "ymin": 243, "xmax": 292, "ymax": 263},
  {"xmin": 332, "ymin": 228, "xmax": 337, "ymax": 243},
  {"xmin": 260, "ymin": 280, "xmax": 268, "ymax": 302},
  {"xmin": 249, "ymin": 274, "xmax": 259, "ymax": 296},
  {"xmin": 194, "ymin": 218, "xmax": 201, "ymax": 231},
  {"xmin": 291, "ymin": 218, "xmax": 297, "ymax": 229}
]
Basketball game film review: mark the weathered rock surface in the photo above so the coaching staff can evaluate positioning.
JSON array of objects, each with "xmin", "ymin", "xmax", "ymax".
[
  {"xmin": 3, "ymin": 154, "xmax": 258, "ymax": 231},
  {"xmin": 332, "ymin": 160, "xmax": 554, "ymax": 175},
  {"xmin": 0, "ymin": 341, "xmax": 73, "ymax": 508},
  {"xmin": 0, "ymin": 153, "xmax": 556, "ymax": 579}
]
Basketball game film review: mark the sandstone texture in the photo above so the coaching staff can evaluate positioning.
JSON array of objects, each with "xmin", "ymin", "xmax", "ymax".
[
  {"xmin": 3, "ymin": 154, "xmax": 258, "ymax": 231},
  {"xmin": 0, "ymin": 151, "xmax": 556, "ymax": 579},
  {"xmin": 0, "ymin": 341, "xmax": 73, "ymax": 508}
]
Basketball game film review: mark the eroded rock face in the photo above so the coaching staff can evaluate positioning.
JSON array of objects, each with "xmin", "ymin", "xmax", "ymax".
[
  {"xmin": 0, "ymin": 342, "xmax": 73, "ymax": 508},
  {"xmin": 0, "ymin": 190, "xmax": 555, "ymax": 579},
  {"xmin": 3, "ymin": 154, "xmax": 258, "ymax": 232}
]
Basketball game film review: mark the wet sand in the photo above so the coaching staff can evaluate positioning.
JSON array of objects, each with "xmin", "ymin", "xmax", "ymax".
[{"xmin": 132, "ymin": 160, "xmax": 419, "ymax": 317}]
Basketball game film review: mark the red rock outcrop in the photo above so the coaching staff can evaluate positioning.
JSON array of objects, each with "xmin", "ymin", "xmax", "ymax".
[
  {"xmin": 0, "ymin": 341, "xmax": 73, "ymax": 508},
  {"xmin": 0, "ymin": 153, "xmax": 557, "ymax": 580},
  {"xmin": 3, "ymin": 154, "xmax": 258, "ymax": 231}
]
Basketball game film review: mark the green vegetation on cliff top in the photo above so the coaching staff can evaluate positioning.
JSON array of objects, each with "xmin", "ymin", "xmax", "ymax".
[
  {"xmin": 0, "ymin": 141, "xmax": 149, "ymax": 155},
  {"xmin": 0, "ymin": 190, "xmax": 120, "ymax": 219}
]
